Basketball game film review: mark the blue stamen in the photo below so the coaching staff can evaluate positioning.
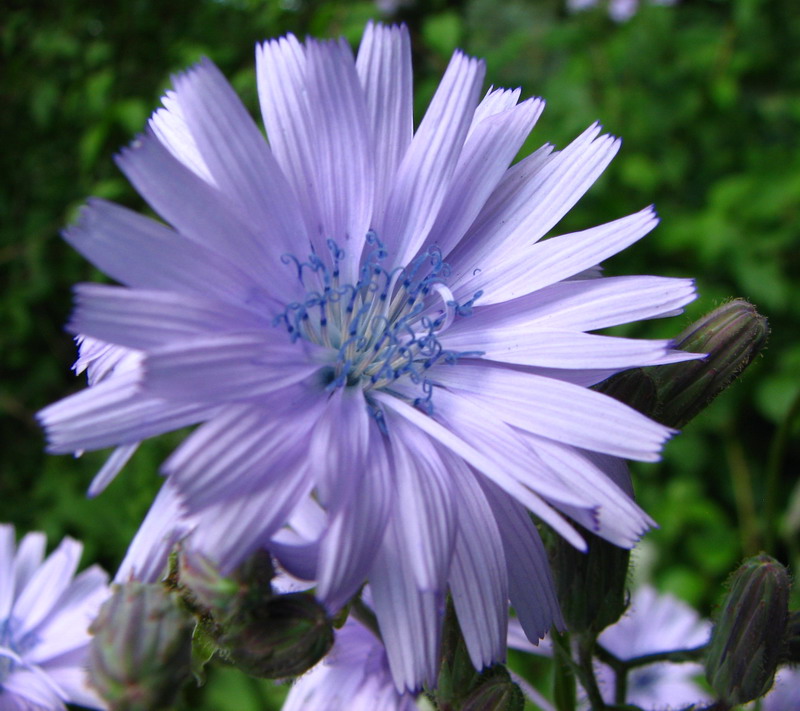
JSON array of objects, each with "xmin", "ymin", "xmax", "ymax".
[{"xmin": 276, "ymin": 236, "xmax": 485, "ymax": 418}]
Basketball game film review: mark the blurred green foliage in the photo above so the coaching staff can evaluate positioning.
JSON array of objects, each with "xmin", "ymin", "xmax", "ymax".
[{"xmin": 2, "ymin": 0, "xmax": 799, "ymax": 707}]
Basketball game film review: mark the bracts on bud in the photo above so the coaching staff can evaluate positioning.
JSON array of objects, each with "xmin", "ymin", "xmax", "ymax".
[
  {"xmin": 705, "ymin": 553, "xmax": 791, "ymax": 705},
  {"xmin": 88, "ymin": 583, "xmax": 194, "ymax": 711}
]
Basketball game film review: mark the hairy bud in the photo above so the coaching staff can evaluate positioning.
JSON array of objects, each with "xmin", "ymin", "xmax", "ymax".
[
  {"xmin": 178, "ymin": 547, "xmax": 274, "ymax": 623},
  {"xmin": 461, "ymin": 667, "xmax": 524, "ymax": 711},
  {"xmin": 651, "ymin": 299, "xmax": 769, "ymax": 428},
  {"xmin": 88, "ymin": 583, "xmax": 194, "ymax": 711},
  {"xmin": 705, "ymin": 553, "xmax": 790, "ymax": 705},
  {"xmin": 220, "ymin": 592, "xmax": 334, "ymax": 678}
]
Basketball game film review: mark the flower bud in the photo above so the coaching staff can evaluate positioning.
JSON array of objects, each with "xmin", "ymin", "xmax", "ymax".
[
  {"xmin": 220, "ymin": 591, "xmax": 334, "ymax": 678},
  {"xmin": 88, "ymin": 582, "xmax": 194, "ymax": 711},
  {"xmin": 178, "ymin": 547, "xmax": 274, "ymax": 623},
  {"xmin": 650, "ymin": 299, "xmax": 768, "ymax": 429},
  {"xmin": 461, "ymin": 667, "xmax": 524, "ymax": 711},
  {"xmin": 705, "ymin": 553, "xmax": 790, "ymax": 705},
  {"xmin": 595, "ymin": 367, "xmax": 659, "ymax": 419},
  {"xmin": 549, "ymin": 525, "xmax": 630, "ymax": 635}
]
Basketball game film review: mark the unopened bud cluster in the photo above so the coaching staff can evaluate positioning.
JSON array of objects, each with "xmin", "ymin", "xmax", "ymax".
[{"xmin": 179, "ymin": 548, "xmax": 333, "ymax": 679}]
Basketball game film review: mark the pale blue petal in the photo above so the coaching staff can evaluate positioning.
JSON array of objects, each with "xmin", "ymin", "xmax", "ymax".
[
  {"xmin": 37, "ymin": 663, "xmax": 106, "ymax": 711},
  {"xmin": 163, "ymin": 396, "xmax": 322, "ymax": 509},
  {"xmin": 189, "ymin": 465, "xmax": 314, "ymax": 575},
  {"xmin": 445, "ymin": 142, "xmax": 554, "ymax": 263},
  {"xmin": 316, "ymin": 441, "xmax": 391, "ymax": 610},
  {"xmin": 447, "ymin": 275, "xmax": 697, "ymax": 334},
  {"xmin": 448, "ymin": 123, "xmax": 619, "ymax": 278},
  {"xmin": 38, "ymin": 371, "xmax": 218, "ymax": 453},
  {"xmin": 301, "ymin": 38, "xmax": 374, "ymax": 282},
  {"xmin": 69, "ymin": 283, "xmax": 270, "ymax": 350},
  {"xmin": 424, "ymin": 96, "xmax": 545, "ymax": 258},
  {"xmin": 355, "ymin": 22, "xmax": 413, "ymax": 219},
  {"xmin": 430, "ymin": 362, "xmax": 674, "ymax": 461},
  {"xmin": 13, "ymin": 534, "xmax": 47, "ymax": 612},
  {"xmin": 453, "ymin": 206, "xmax": 659, "ymax": 305},
  {"xmin": 142, "ymin": 333, "xmax": 322, "ymax": 402},
  {"xmin": 441, "ymin": 328, "xmax": 695, "ymax": 369},
  {"xmin": 384, "ymin": 412, "xmax": 457, "ymax": 591},
  {"xmin": 447, "ymin": 464, "xmax": 507, "ymax": 670},
  {"xmin": 370, "ymin": 517, "xmax": 443, "ymax": 692},
  {"xmin": 480, "ymin": 479, "xmax": 564, "ymax": 641},
  {"xmin": 380, "ymin": 51, "xmax": 485, "ymax": 265},
  {"xmin": 519, "ymin": 432, "xmax": 655, "ymax": 546},
  {"xmin": 116, "ymin": 131, "xmax": 296, "ymax": 296},
  {"xmin": 115, "ymin": 480, "xmax": 190, "ymax": 584},
  {"xmin": 1, "ymin": 669, "xmax": 67, "ymax": 710},
  {"xmin": 149, "ymin": 89, "xmax": 213, "ymax": 182},
  {"xmin": 374, "ymin": 391, "xmax": 587, "ymax": 549},
  {"xmin": 87, "ymin": 442, "xmax": 139, "ymax": 497},
  {"xmin": 13, "ymin": 538, "xmax": 82, "ymax": 636},
  {"xmin": 171, "ymin": 58, "xmax": 306, "ymax": 254},
  {"xmin": 64, "ymin": 199, "xmax": 262, "ymax": 302},
  {"xmin": 27, "ymin": 566, "xmax": 108, "ymax": 662}
]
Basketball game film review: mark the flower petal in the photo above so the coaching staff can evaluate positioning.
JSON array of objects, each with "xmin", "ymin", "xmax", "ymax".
[
  {"xmin": 116, "ymin": 131, "xmax": 296, "ymax": 297},
  {"xmin": 448, "ymin": 123, "xmax": 618, "ymax": 278},
  {"xmin": 454, "ymin": 206, "xmax": 659, "ymax": 305},
  {"xmin": 68, "ymin": 284, "xmax": 270, "ymax": 350},
  {"xmin": 370, "ymin": 516, "xmax": 443, "ymax": 692},
  {"xmin": 142, "ymin": 333, "xmax": 322, "ymax": 403},
  {"xmin": 425, "ymin": 96, "xmax": 545, "ymax": 259},
  {"xmin": 171, "ymin": 58, "xmax": 306, "ymax": 254},
  {"xmin": 384, "ymin": 412, "xmax": 457, "ymax": 591},
  {"xmin": 431, "ymin": 362, "xmax": 673, "ymax": 460},
  {"xmin": 380, "ymin": 51, "xmax": 485, "ymax": 265},
  {"xmin": 447, "ymin": 464, "xmax": 508, "ymax": 670},
  {"xmin": 64, "ymin": 199, "xmax": 260, "ymax": 302},
  {"xmin": 355, "ymin": 22, "xmax": 413, "ymax": 219},
  {"xmin": 444, "ymin": 275, "xmax": 697, "ymax": 335},
  {"xmin": 442, "ymin": 328, "xmax": 694, "ymax": 369},
  {"xmin": 480, "ymin": 479, "xmax": 564, "ymax": 642}
]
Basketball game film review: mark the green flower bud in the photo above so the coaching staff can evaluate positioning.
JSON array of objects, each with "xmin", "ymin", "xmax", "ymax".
[
  {"xmin": 650, "ymin": 299, "xmax": 769, "ymax": 429},
  {"xmin": 595, "ymin": 367, "xmax": 659, "ymax": 419},
  {"xmin": 461, "ymin": 667, "xmax": 524, "ymax": 711},
  {"xmin": 88, "ymin": 582, "xmax": 194, "ymax": 711},
  {"xmin": 549, "ymin": 524, "xmax": 630, "ymax": 635},
  {"xmin": 220, "ymin": 591, "xmax": 334, "ymax": 678},
  {"xmin": 705, "ymin": 553, "xmax": 790, "ymax": 705},
  {"xmin": 178, "ymin": 547, "xmax": 274, "ymax": 623}
]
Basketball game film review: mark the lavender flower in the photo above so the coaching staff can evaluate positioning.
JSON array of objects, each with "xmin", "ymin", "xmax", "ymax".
[
  {"xmin": 39, "ymin": 22, "xmax": 698, "ymax": 690},
  {"xmin": 567, "ymin": 0, "xmax": 678, "ymax": 23},
  {"xmin": 283, "ymin": 616, "xmax": 417, "ymax": 711},
  {"xmin": 595, "ymin": 585, "xmax": 711, "ymax": 708},
  {"xmin": 0, "ymin": 524, "xmax": 109, "ymax": 710}
]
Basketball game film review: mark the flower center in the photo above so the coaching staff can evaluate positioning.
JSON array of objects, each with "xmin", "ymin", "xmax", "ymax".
[{"xmin": 275, "ymin": 233, "xmax": 482, "ymax": 414}]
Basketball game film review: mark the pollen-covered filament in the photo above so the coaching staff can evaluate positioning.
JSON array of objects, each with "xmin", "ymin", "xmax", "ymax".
[{"xmin": 275, "ymin": 234, "xmax": 482, "ymax": 409}]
